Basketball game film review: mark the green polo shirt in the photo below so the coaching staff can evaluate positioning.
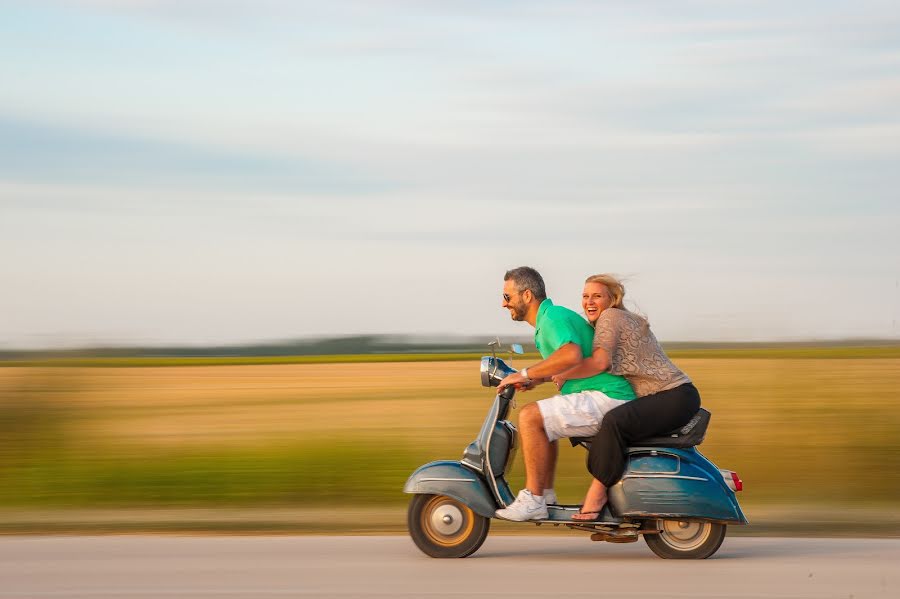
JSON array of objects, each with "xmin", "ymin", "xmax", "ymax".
[{"xmin": 534, "ymin": 299, "xmax": 635, "ymax": 400}]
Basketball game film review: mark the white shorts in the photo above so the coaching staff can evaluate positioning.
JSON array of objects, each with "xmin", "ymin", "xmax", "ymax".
[{"xmin": 536, "ymin": 390, "xmax": 630, "ymax": 443}]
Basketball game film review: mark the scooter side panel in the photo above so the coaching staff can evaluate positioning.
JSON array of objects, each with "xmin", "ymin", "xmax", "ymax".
[
  {"xmin": 403, "ymin": 460, "xmax": 497, "ymax": 518},
  {"xmin": 487, "ymin": 421, "xmax": 516, "ymax": 477},
  {"xmin": 493, "ymin": 475, "xmax": 515, "ymax": 507},
  {"xmin": 610, "ymin": 448, "xmax": 747, "ymax": 523}
]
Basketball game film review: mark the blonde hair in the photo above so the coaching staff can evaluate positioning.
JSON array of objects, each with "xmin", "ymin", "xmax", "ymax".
[{"xmin": 584, "ymin": 274, "xmax": 627, "ymax": 310}]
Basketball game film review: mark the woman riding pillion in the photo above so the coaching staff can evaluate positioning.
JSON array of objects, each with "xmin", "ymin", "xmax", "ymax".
[{"xmin": 553, "ymin": 274, "xmax": 701, "ymax": 521}]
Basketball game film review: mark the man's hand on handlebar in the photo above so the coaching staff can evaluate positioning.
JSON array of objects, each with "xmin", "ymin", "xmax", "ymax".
[
  {"xmin": 498, "ymin": 371, "xmax": 532, "ymax": 392},
  {"xmin": 499, "ymin": 371, "xmax": 547, "ymax": 392}
]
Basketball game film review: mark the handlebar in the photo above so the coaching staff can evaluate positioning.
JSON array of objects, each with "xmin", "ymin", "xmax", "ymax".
[{"xmin": 480, "ymin": 356, "xmax": 517, "ymax": 387}]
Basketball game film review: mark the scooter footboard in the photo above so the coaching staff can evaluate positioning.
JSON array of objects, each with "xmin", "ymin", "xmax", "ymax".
[
  {"xmin": 609, "ymin": 447, "xmax": 747, "ymax": 524},
  {"xmin": 404, "ymin": 460, "xmax": 497, "ymax": 518}
]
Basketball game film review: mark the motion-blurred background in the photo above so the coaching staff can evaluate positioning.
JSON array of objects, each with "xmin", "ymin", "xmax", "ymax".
[
  {"xmin": 1, "ymin": 344, "xmax": 898, "ymax": 534},
  {"xmin": 1, "ymin": 2, "xmax": 898, "ymax": 534}
]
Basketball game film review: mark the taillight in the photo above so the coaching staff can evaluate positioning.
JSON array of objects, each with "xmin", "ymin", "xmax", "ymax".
[{"xmin": 720, "ymin": 469, "xmax": 743, "ymax": 492}]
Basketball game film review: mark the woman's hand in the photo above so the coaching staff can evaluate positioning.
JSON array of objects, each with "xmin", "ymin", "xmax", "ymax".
[{"xmin": 551, "ymin": 374, "xmax": 568, "ymax": 390}]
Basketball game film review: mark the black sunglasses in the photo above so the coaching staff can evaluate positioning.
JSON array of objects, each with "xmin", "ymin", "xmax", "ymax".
[{"xmin": 503, "ymin": 289, "xmax": 528, "ymax": 302}]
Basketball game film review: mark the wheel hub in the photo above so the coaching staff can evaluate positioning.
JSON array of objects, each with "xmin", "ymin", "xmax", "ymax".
[
  {"xmin": 430, "ymin": 504, "xmax": 465, "ymax": 536},
  {"xmin": 660, "ymin": 520, "xmax": 710, "ymax": 550}
]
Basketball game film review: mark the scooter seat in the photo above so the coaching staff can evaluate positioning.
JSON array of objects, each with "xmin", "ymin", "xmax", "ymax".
[{"xmin": 570, "ymin": 408, "xmax": 711, "ymax": 450}]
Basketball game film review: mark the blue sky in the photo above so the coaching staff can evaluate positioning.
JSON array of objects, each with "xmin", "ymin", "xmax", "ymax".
[{"xmin": 1, "ymin": 1, "xmax": 899, "ymax": 348}]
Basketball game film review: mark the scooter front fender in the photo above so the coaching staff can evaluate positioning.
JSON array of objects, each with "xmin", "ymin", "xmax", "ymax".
[{"xmin": 403, "ymin": 460, "xmax": 497, "ymax": 518}]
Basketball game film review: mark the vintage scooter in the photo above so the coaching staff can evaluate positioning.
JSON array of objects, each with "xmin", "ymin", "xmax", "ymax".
[{"xmin": 405, "ymin": 342, "xmax": 747, "ymax": 559}]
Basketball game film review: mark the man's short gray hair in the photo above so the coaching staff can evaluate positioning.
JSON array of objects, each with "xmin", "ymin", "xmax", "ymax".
[{"xmin": 504, "ymin": 266, "xmax": 547, "ymax": 301}]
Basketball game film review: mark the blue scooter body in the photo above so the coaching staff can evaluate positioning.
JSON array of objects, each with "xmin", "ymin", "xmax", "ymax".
[{"xmin": 404, "ymin": 438, "xmax": 747, "ymax": 524}]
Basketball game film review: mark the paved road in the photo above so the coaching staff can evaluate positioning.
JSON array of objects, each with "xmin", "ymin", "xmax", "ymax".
[{"xmin": 1, "ymin": 535, "xmax": 896, "ymax": 598}]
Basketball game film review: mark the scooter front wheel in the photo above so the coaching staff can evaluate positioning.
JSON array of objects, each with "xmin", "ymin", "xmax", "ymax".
[
  {"xmin": 644, "ymin": 520, "xmax": 726, "ymax": 559},
  {"xmin": 408, "ymin": 494, "xmax": 490, "ymax": 558}
]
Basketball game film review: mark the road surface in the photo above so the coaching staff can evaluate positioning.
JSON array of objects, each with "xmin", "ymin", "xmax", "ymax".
[{"xmin": 1, "ymin": 535, "xmax": 896, "ymax": 598}]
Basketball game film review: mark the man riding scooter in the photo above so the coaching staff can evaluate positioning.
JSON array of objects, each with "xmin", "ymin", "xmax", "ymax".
[{"xmin": 493, "ymin": 267, "xmax": 635, "ymax": 521}]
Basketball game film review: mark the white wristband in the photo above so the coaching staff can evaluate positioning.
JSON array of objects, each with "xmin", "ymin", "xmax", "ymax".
[{"xmin": 521, "ymin": 368, "xmax": 530, "ymax": 380}]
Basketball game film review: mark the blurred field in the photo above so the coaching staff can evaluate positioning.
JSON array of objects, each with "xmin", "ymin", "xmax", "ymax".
[{"xmin": 1, "ymin": 355, "xmax": 898, "ymax": 534}]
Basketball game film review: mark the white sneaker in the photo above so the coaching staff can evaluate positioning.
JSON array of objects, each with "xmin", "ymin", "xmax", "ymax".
[
  {"xmin": 543, "ymin": 488, "xmax": 559, "ymax": 506},
  {"xmin": 495, "ymin": 489, "xmax": 549, "ymax": 521}
]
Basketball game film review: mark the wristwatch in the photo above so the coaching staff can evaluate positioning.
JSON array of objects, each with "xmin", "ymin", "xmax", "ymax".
[{"xmin": 520, "ymin": 367, "xmax": 530, "ymax": 380}]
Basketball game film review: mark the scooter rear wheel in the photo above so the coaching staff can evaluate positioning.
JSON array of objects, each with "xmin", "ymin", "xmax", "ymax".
[
  {"xmin": 644, "ymin": 520, "xmax": 726, "ymax": 559},
  {"xmin": 408, "ymin": 494, "xmax": 490, "ymax": 558}
]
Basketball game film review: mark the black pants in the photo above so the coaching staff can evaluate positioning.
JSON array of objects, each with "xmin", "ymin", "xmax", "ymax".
[{"xmin": 587, "ymin": 382, "xmax": 701, "ymax": 487}]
